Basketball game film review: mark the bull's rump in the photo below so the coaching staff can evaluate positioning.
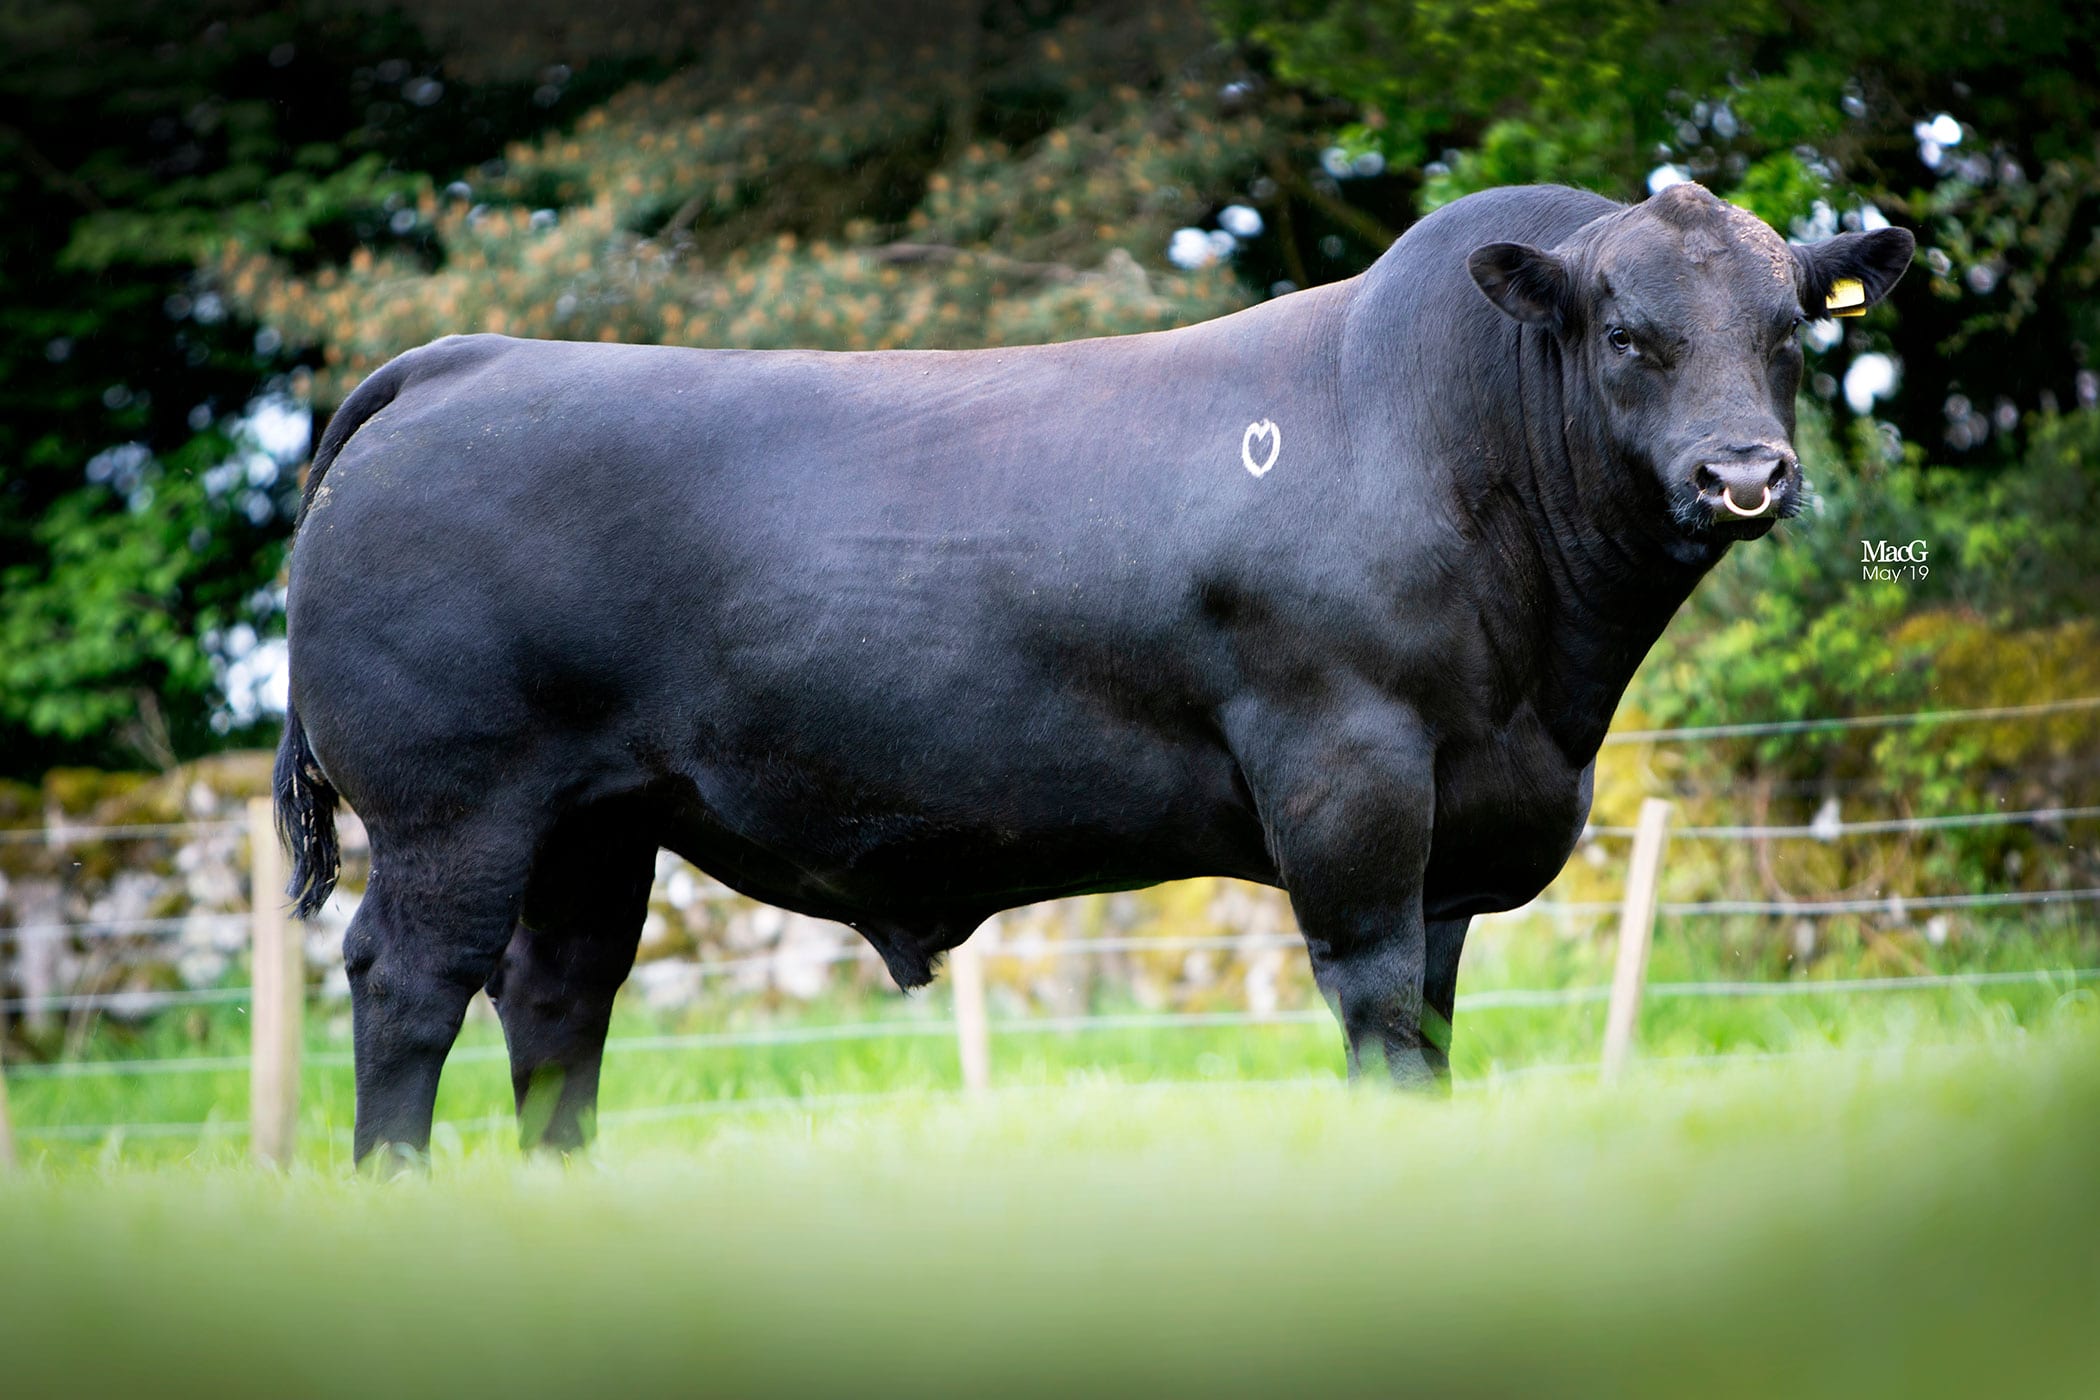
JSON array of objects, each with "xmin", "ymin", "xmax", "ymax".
[{"xmin": 287, "ymin": 317, "xmax": 1344, "ymax": 896}]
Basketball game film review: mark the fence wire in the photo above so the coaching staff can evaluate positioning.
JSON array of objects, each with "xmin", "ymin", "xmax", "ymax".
[
  {"xmin": 1602, "ymin": 694, "xmax": 2100, "ymax": 743},
  {"xmin": 0, "ymin": 985, "xmax": 251, "ymax": 1015},
  {"xmin": 1585, "ymin": 802, "xmax": 2100, "ymax": 840},
  {"xmin": 9, "ymin": 966, "xmax": 2094, "ymax": 1086},
  {"xmin": 0, "ymin": 819, "xmax": 244, "ymax": 847},
  {"xmin": 12, "ymin": 1030, "xmax": 2077, "ymax": 1145},
  {"xmin": 6, "ymin": 694, "xmax": 2100, "ymax": 1149}
]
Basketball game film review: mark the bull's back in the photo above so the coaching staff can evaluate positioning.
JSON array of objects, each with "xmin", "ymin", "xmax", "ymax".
[{"xmin": 295, "ymin": 284, "xmax": 1358, "ymax": 671}]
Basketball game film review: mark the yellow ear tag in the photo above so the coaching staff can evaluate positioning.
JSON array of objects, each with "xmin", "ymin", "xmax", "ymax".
[{"xmin": 1826, "ymin": 277, "xmax": 1867, "ymax": 317}]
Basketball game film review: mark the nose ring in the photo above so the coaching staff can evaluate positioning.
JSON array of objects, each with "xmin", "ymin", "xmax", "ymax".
[{"xmin": 1721, "ymin": 484, "xmax": 1773, "ymax": 517}]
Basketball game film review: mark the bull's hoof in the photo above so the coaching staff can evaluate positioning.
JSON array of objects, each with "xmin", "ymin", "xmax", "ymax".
[{"xmin": 354, "ymin": 1141, "xmax": 432, "ymax": 1179}]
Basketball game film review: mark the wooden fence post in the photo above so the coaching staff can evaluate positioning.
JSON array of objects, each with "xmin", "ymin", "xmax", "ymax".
[
  {"xmin": 248, "ymin": 797, "xmax": 302, "ymax": 1165},
  {"xmin": 0, "ymin": 868, "xmax": 14, "ymax": 1166},
  {"xmin": 1601, "ymin": 797, "xmax": 1672, "ymax": 1084},
  {"xmin": 0, "ymin": 1004, "xmax": 16, "ymax": 1171},
  {"xmin": 950, "ymin": 937, "xmax": 991, "ymax": 1096}
]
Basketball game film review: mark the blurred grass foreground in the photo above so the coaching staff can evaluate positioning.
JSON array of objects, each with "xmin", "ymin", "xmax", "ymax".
[{"xmin": 3, "ymin": 1020, "xmax": 2098, "ymax": 1399}]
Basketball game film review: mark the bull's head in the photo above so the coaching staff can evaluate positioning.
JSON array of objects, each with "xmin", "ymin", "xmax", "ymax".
[{"xmin": 1465, "ymin": 182, "xmax": 1913, "ymax": 540}]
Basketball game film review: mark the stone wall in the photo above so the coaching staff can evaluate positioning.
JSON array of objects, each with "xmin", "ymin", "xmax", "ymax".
[{"xmin": 1, "ymin": 753, "xmax": 1320, "ymax": 1036}]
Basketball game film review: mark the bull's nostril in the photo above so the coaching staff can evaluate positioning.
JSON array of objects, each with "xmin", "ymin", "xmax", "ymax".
[
  {"xmin": 1764, "ymin": 458, "xmax": 1790, "ymax": 488},
  {"xmin": 1694, "ymin": 464, "xmax": 1721, "ymax": 494}
]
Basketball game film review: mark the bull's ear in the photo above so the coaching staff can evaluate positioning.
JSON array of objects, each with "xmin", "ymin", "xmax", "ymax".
[
  {"xmin": 1467, "ymin": 242, "xmax": 1571, "ymax": 327},
  {"xmin": 1795, "ymin": 227, "xmax": 1915, "ymax": 318}
]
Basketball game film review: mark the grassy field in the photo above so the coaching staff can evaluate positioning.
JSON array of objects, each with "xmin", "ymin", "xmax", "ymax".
[
  {"xmin": 1, "ymin": 1019, "xmax": 2096, "ymax": 1397},
  {"xmin": 7, "ymin": 911, "xmax": 2096, "ymax": 1169},
  {"xmin": 3, "ymin": 915, "xmax": 2096, "ymax": 1394}
]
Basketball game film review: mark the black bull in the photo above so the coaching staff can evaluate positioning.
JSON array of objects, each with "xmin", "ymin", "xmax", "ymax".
[{"xmin": 276, "ymin": 182, "xmax": 1911, "ymax": 1161}]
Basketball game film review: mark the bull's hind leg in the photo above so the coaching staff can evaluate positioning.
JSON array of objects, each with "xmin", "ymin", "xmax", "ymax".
[
  {"xmin": 346, "ymin": 818, "xmax": 538, "ymax": 1167},
  {"xmin": 1421, "ymin": 917, "xmax": 1471, "ymax": 1077},
  {"xmin": 485, "ymin": 815, "xmax": 655, "ymax": 1153}
]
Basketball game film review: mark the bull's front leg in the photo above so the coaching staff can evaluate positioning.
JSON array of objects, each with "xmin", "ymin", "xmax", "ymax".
[
  {"xmin": 1299, "ymin": 875, "xmax": 1442, "ymax": 1090},
  {"xmin": 1234, "ymin": 703, "xmax": 1442, "ymax": 1089}
]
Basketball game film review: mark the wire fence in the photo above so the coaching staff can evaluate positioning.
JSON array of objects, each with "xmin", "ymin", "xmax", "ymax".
[
  {"xmin": 1600, "ymin": 693, "xmax": 2100, "ymax": 744},
  {"xmin": 11, "ymin": 1030, "xmax": 2085, "ymax": 1146},
  {"xmin": 1585, "ymin": 802, "xmax": 2100, "ymax": 839},
  {"xmin": 0, "ymin": 819, "xmax": 244, "ymax": 847},
  {"xmin": 18, "ymin": 1040, "xmax": 2029, "ymax": 1147},
  {"xmin": 3, "ymin": 693, "xmax": 2099, "ymax": 1157},
  {"xmin": 12, "ymin": 871, "xmax": 2095, "ymax": 1025},
  {"xmin": 10, "ymin": 961, "xmax": 2097, "ymax": 1090}
]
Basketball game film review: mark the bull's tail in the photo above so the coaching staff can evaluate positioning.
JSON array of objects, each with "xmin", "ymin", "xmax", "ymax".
[
  {"xmin": 271, "ymin": 346, "xmax": 422, "ymax": 917},
  {"xmin": 274, "ymin": 703, "xmax": 340, "ymax": 918}
]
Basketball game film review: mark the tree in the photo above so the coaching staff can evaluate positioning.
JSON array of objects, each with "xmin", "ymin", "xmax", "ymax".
[
  {"xmin": 0, "ymin": 0, "xmax": 658, "ymax": 774},
  {"xmin": 1216, "ymin": 0, "xmax": 2100, "ymax": 457},
  {"xmin": 212, "ymin": 2, "xmax": 1313, "ymax": 406}
]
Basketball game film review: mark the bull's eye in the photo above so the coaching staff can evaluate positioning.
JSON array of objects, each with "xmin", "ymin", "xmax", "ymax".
[{"xmin": 1606, "ymin": 325, "xmax": 1635, "ymax": 355}]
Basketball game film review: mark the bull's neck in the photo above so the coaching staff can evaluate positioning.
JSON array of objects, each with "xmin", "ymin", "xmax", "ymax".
[{"xmin": 1459, "ymin": 324, "xmax": 1725, "ymax": 761}]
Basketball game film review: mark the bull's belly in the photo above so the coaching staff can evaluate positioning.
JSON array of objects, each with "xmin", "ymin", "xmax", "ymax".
[
  {"xmin": 655, "ymin": 803, "xmax": 1258, "ymax": 928},
  {"xmin": 644, "ymin": 718, "xmax": 1277, "ymax": 921},
  {"xmin": 650, "ymin": 711, "xmax": 1591, "ymax": 927}
]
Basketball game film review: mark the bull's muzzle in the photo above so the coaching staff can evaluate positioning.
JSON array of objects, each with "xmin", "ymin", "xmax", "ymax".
[{"xmin": 1694, "ymin": 453, "xmax": 1793, "ymax": 523}]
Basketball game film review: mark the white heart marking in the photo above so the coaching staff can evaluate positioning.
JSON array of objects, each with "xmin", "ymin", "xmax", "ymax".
[{"xmin": 1242, "ymin": 418, "xmax": 1281, "ymax": 477}]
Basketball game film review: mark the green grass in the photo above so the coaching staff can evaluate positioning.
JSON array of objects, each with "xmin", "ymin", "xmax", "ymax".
[
  {"xmin": 7, "ymin": 912, "xmax": 2096, "ymax": 1169},
  {"xmin": 2, "ymin": 1021, "xmax": 2098, "ymax": 1397},
  {"xmin": 3, "ymin": 919, "xmax": 2095, "ymax": 1394}
]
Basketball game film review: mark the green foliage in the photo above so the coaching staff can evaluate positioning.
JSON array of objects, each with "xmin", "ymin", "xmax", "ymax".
[
  {"xmin": 1601, "ymin": 409, "xmax": 2100, "ymax": 915},
  {"xmin": 1219, "ymin": 0, "xmax": 2100, "ymax": 455},
  {"xmin": 60, "ymin": 153, "xmax": 423, "ymax": 271},
  {"xmin": 1725, "ymin": 149, "xmax": 1832, "ymax": 229},
  {"xmin": 1222, "ymin": 0, "xmax": 1738, "ymax": 173},
  {"xmin": 0, "ymin": 429, "xmax": 290, "ymax": 760},
  {"xmin": 1635, "ymin": 407, "xmax": 2100, "ymax": 734},
  {"xmin": 214, "ymin": 2, "xmax": 1301, "ymax": 400},
  {"xmin": 0, "ymin": 1, "xmax": 661, "ymax": 776},
  {"xmin": 1416, "ymin": 116, "xmax": 1631, "ymax": 212}
]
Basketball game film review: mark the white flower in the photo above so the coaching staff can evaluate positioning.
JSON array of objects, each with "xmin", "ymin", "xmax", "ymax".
[
  {"xmin": 1843, "ymin": 353, "xmax": 1898, "ymax": 415},
  {"xmin": 1168, "ymin": 227, "xmax": 1219, "ymax": 269},
  {"xmin": 1218, "ymin": 204, "xmax": 1263, "ymax": 238}
]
